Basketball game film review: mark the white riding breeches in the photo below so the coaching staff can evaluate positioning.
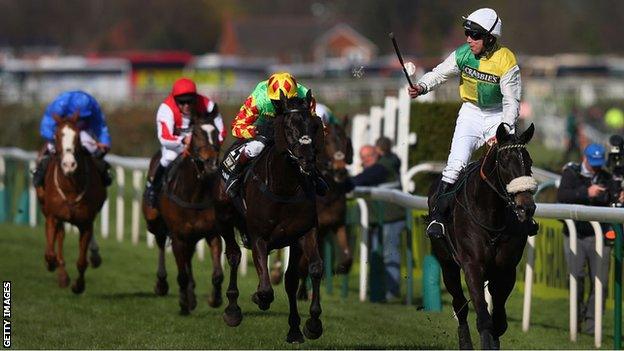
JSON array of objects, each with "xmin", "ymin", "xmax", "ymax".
[
  {"xmin": 442, "ymin": 102, "xmax": 508, "ymax": 184},
  {"xmin": 243, "ymin": 140, "xmax": 265, "ymax": 158},
  {"xmin": 160, "ymin": 147, "xmax": 180, "ymax": 167}
]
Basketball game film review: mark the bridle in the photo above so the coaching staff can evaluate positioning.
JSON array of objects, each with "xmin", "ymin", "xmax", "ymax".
[
  {"xmin": 282, "ymin": 107, "xmax": 316, "ymax": 176},
  {"xmin": 479, "ymin": 142, "xmax": 532, "ymax": 209}
]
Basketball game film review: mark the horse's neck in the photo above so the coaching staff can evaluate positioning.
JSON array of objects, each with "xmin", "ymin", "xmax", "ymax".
[
  {"xmin": 171, "ymin": 160, "xmax": 213, "ymax": 202},
  {"xmin": 260, "ymin": 148, "xmax": 301, "ymax": 195},
  {"xmin": 468, "ymin": 161, "xmax": 507, "ymax": 215}
]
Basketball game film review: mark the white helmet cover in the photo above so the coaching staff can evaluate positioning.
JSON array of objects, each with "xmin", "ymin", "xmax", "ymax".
[{"xmin": 462, "ymin": 8, "xmax": 502, "ymax": 38}]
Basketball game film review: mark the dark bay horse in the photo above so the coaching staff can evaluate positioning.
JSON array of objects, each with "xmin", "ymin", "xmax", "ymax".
[
  {"xmin": 269, "ymin": 119, "xmax": 354, "ymax": 300},
  {"xmin": 142, "ymin": 114, "xmax": 238, "ymax": 315},
  {"xmin": 36, "ymin": 113, "xmax": 106, "ymax": 294},
  {"xmin": 234, "ymin": 91, "xmax": 325, "ymax": 343},
  {"xmin": 429, "ymin": 123, "xmax": 537, "ymax": 349}
]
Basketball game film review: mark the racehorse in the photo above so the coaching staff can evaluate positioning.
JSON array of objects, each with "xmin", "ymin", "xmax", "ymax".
[
  {"xmin": 142, "ymin": 113, "xmax": 235, "ymax": 315},
  {"xmin": 232, "ymin": 91, "xmax": 325, "ymax": 343},
  {"xmin": 269, "ymin": 119, "xmax": 354, "ymax": 299},
  {"xmin": 36, "ymin": 113, "xmax": 107, "ymax": 294},
  {"xmin": 429, "ymin": 123, "xmax": 537, "ymax": 349}
]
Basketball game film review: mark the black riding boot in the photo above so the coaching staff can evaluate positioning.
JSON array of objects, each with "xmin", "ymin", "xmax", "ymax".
[
  {"xmin": 145, "ymin": 164, "xmax": 166, "ymax": 208},
  {"xmin": 32, "ymin": 155, "xmax": 51, "ymax": 187},
  {"xmin": 527, "ymin": 218, "xmax": 539, "ymax": 237},
  {"xmin": 426, "ymin": 180, "xmax": 454, "ymax": 239},
  {"xmin": 224, "ymin": 152, "xmax": 250, "ymax": 199},
  {"xmin": 93, "ymin": 157, "xmax": 113, "ymax": 187}
]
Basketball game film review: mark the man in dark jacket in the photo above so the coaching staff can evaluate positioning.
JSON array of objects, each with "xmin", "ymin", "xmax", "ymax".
[
  {"xmin": 556, "ymin": 143, "xmax": 621, "ymax": 334},
  {"xmin": 347, "ymin": 144, "xmax": 405, "ymax": 302}
]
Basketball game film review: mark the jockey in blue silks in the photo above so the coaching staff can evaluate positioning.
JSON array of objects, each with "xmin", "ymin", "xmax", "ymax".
[{"xmin": 33, "ymin": 90, "xmax": 113, "ymax": 187}]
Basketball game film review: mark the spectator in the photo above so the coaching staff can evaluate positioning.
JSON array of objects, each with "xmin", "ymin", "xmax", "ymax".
[
  {"xmin": 557, "ymin": 143, "xmax": 622, "ymax": 334},
  {"xmin": 348, "ymin": 144, "xmax": 405, "ymax": 302}
]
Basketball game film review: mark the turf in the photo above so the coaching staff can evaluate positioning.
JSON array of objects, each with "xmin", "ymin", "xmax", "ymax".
[{"xmin": 0, "ymin": 223, "xmax": 619, "ymax": 349}]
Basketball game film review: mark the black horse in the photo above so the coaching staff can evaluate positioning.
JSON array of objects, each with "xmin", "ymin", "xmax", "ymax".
[
  {"xmin": 227, "ymin": 90, "xmax": 325, "ymax": 343},
  {"xmin": 429, "ymin": 123, "xmax": 537, "ymax": 350}
]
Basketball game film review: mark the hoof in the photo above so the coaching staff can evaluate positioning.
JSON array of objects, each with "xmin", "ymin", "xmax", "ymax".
[
  {"xmin": 208, "ymin": 294, "xmax": 223, "ymax": 308},
  {"xmin": 286, "ymin": 328, "xmax": 305, "ymax": 344},
  {"xmin": 89, "ymin": 252, "xmax": 102, "ymax": 268},
  {"xmin": 58, "ymin": 274, "xmax": 70, "ymax": 288},
  {"xmin": 223, "ymin": 305, "xmax": 243, "ymax": 327},
  {"xmin": 251, "ymin": 291, "xmax": 273, "ymax": 311},
  {"xmin": 303, "ymin": 318, "xmax": 323, "ymax": 340},
  {"xmin": 45, "ymin": 257, "xmax": 57, "ymax": 272},
  {"xmin": 71, "ymin": 280, "xmax": 85, "ymax": 294},
  {"xmin": 179, "ymin": 308, "xmax": 190, "ymax": 316},
  {"xmin": 154, "ymin": 279, "xmax": 169, "ymax": 296},
  {"xmin": 458, "ymin": 324, "xmax": 473, "ymax": 350}
]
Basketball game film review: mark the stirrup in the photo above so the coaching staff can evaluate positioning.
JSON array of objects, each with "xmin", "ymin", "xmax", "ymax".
[
  {"xmin": 225, "ymin": 177, "xmax": 240, "ymax": 198},
  {"xmin": 426, "ymin": 220, "xmax": 445, "ymax": 239}
]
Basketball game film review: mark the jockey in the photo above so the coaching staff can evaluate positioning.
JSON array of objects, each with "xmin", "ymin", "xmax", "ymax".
[
  {"xmin": 33, "ymin": 90, "xmax": 112, "ymax": 187},
  {"xmin": 144, "ymin": 77, "xmax": 225, "ymax": 208},
  {"xmin": 315, "ymin": 102, "xmax": 341, "ymax": 127},
  {"xmin": 221, "ymin": 72, "xmax": 328, "ymax": 198},
  {"xmin": 404, "ymin": 8, "xmax": 535, "ymax": 240}
]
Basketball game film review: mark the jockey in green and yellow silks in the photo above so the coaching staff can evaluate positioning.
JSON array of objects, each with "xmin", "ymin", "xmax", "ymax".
[
  {"xmin": 222, "ymin": 72, "xmax": 328, "ymax": 198},
  {"xmin": 404, "ymin": 8, "xmax": 537, "ymax": 240}
]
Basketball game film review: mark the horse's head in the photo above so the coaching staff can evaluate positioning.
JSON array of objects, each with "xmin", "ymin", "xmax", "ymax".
[
  {"xmin": 492, "ymin": 123, "xmax": 537, "ymax": 222},
  {"xmin": 53, "ymin": 112, "xmax": 82, "ymax": 175},
  {"xmin": 322, "ymin": 119, "xmax": 353, "ymax": 183},
  {"xmin": 272, "ymin": 90, "xmax": 322, "ymax": 176},
  {"xmin": 188, "ymin": 114, "xmax": 220, "ymax": 180}
]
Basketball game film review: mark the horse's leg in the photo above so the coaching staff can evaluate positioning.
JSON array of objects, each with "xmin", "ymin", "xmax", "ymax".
[
  {"xmin": 441, "ymin": 261, "xmax": 473, "ymax": 349},
  {"xmin": 251, "ymin": 238, "xmax": 274, "ymax": 310},
  {"xmin": 488, "ymin": 270, "xmax": 516, "ymax": 350},
  {"xmin": 297, "ymin": 255, "xmax": 309, "ymax": 301},
  {"xmin": 302, "ymin": 228, "xmax": 323, "ymax": 340},
  {"xmin": 55, "ymin": 222, "xmax": 70, "ymax": 288},
  {"xmin": 222, "ymin": 227, "xmax": 242, "ymax": 327},
  {"xmin": 285, "ymin": 242, "xmax": 304, "ymax": 343},
  {"xmin": 89, "ymin": 234, "xmax": 102, "ymax": 268},
  {"xmin": 71, "ymin": 222, "xmax": 93, "ymax": 294},
  {"xmin": 464, "ymin": 262, "xmax": 493, "ymax": 350},
  {"xmin": 44, "ymin": 216, "xmax": 58, "ymax": 272},
  {"xmin": 270, "ymin": 249, "xmax": 284, "ymax": 285},
  {"xmin": 154, "ymin": 234, "xmax": 169, "ymax": 296},
  {"xmin": 207, "ymin": 235, "xmax": 224, "ymax": 308},
  {"xmin": 335, "ymin": 225, "xmax": 353, "ymax": 274},
  {"xmin": 172, "ymin": 236, "xmax": 193, "ymax": 315},
  {"xmin": 184, "ymin": 239, "xmax": 197, "ymax": 312}
]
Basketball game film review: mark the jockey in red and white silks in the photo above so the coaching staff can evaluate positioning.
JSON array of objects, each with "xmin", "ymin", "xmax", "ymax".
[
  {"xmin": 156, "ymin": 78, "xmax": 225, "ymax": 168},
  {"xmin": 145, "ymin": 78, "xmax": 225, "ymax": 207}
]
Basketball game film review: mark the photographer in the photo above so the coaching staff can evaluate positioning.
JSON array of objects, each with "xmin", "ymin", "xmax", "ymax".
[{"xmin": 557, "ymin": 143, "xmax": 622, "ymax": 334}]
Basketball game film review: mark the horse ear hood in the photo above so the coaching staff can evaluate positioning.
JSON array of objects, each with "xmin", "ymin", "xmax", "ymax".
[
  {"xmin": 519, "ymin": 123, "xmax": 535, "ymax": 144},
  {"xmin": 305, "ymin": 89, "xmax": 313, "ymax": 106},
  {"xmin": 495, "ymin": 123, "xmax": 510, "ymax": 144}
]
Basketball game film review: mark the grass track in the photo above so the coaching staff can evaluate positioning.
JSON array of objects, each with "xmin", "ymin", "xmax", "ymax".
[{"xmin": 0, "ymin": 223, "xmax": 618, "ymax": 349}]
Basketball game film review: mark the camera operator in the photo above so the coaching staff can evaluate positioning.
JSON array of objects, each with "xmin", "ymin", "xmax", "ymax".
[{"xmin": 557, "ymin": 143, "xmax": 622, "ymax": 334}]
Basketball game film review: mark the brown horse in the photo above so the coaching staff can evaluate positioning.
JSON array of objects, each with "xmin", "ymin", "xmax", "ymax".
[
  {"xmin": 227, "ymin": 91, "xmax": 324, "ymax": 343},
  {"xmin": 429, "ymin": 123, "xmax": 537, "ymax": 349},
  {"xmin": 36, "ymin": 113, "xmax": 107, "ymax": 294},
  {"xmin": 142, "ymin": 113, "xmax": 235, "ymax": 315}
]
